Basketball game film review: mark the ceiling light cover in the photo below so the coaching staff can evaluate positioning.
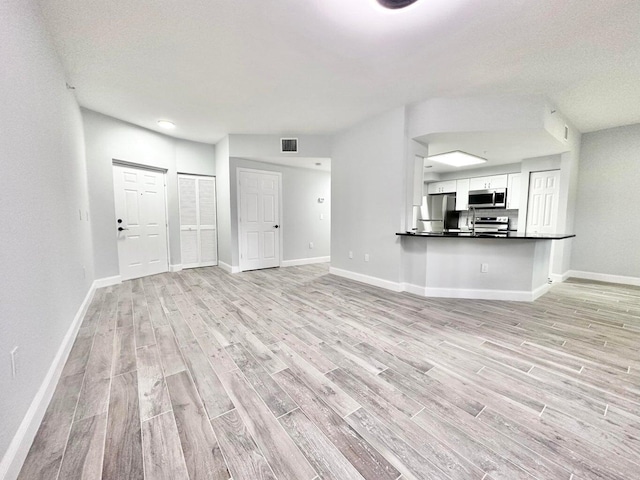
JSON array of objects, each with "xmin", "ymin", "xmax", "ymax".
[
  {"xmin": 157, "ymin": 120, "xmax": 175, "ymax": 129},
  {"xmin": 377, "ymin": 0, "xmax": 420, "ymax": 9},
  {"xmin": 428, "ymin": 151, "xmax": 487, "ymax": 167}
]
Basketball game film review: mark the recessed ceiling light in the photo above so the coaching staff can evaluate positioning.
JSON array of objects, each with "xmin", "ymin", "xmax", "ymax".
[
  {"xmin": 377, "ymin": 0, "xmax": 420, "ymax": 9},
  {"xmin": 157, "ymin": 120, "xmax": 175, "ymax": 129},
  {"xmin": 428, "ymin": 151, "xmax": 487, "ymax": 168}
]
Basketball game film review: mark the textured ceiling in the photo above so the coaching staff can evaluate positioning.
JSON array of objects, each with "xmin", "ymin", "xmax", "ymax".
[{"xmin": 39, "ymin": 0, "xmax": 640, "ymax": 143}]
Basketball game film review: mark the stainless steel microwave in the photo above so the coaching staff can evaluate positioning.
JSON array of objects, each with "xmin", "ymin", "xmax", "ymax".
[{"xmin": 468, "ymin": 189, "xmax": 507, "ymax": 208}]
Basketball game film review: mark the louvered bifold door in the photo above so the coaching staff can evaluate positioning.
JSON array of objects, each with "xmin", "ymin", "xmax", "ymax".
[
  {"xmin": 197, "ymin": 177, "xmax": 217, "ymax": 265},
  {"xmin": 178, "ymin": 174, "xmax": 218, "ymax": 269}
]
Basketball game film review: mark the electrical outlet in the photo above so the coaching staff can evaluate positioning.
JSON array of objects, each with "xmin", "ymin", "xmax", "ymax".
[
  {"xmin": 10, "ymin": 347, "xmax": 19, "ymax": 378},
  {"xmin": 364, "ymin": 254, "xmax": 370, "ymax": 262},
  {"xmin": 348, "ymin": 251, "xmax": 353, "ymax": 259},
  {"xmin": 481, "ymin": 263, "xmax": 489, "ymax": 273},
  {"xmin": 309, "ymin": 242, "xmax": 314, "ymax": 249}
]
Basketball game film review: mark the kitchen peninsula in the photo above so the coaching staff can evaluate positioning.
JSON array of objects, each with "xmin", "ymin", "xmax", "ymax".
[{"xmin": 397, "ymin": 232, "xmax": 575, "ymax": 301}]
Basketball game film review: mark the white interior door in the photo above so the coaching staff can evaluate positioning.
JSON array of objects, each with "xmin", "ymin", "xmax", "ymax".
[
  {"xmin": 179, "ymin": 174, "xmax": 217, "ymax": 269},
  {"xmin": 113, "ymin": 164, "xmax": 169, "ymax": 280},
  {"xmin": 238, "ymin": 169, "xmax": 281, "ymax": 271},
  {"xmin": 526, "ymin": 169, "xmax": 560, "ymax": 234}
]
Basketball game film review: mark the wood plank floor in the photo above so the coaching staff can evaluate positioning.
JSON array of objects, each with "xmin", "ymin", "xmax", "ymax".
[{"xmin": 18, "ymin": 264, "xmax": 640, "ymax": 480}]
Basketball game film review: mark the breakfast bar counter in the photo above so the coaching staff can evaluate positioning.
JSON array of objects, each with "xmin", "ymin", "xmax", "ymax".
[{"xmin": 397, "ymin": 231, "xmax": 575, "ymax": 301}]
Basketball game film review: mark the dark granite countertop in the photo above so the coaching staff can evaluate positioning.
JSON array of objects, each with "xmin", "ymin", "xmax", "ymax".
[{"xmin": 397, "ymin": 231, "xmax": 576, "ymax": 240}]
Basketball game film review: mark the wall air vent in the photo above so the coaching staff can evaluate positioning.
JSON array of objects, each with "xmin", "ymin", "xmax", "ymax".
[{"xmin": 281, "ymin": 138, "xmax": 298, "ymax": 153}]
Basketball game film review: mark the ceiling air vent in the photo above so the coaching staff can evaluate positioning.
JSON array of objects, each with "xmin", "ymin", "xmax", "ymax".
[{"xmin": 281, "ymin": 138, "xmax": 298, "ymax": 153}]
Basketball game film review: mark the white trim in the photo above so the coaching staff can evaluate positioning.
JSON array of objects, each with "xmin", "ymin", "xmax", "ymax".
[
  {"xmin": 169, "ymin": 264, "xmax": 183, "ymax": 272},
  {"xmin": 549, "ymin": 271, "xmax": 570, "ymax": 283},
  {"xmin": 0, "ymin": 282, "xmax": 97, "ymax": 480},
  {"xmin": 329, "ymin": 267, "xmax": 403, "ymax": 292},
  {"xmin": 567, "ymin": 270, "xmax": 640, "ymax": 287},
  {"xmin": 93, "ymin": 275, "xmax": 122, "ymax": 288},
  {"xmin": 218, "ymin": 261, "xmax": 241, "ymax": 274},
  {"xmin": 329, "ymin": 267, "xmax": 551, "ymax": 302},
  {"xmin": 181, "ymin": 261, "xmax": 217, "ymax": 270},
  {"xmin": 401, "ymin": 283, "xmax": 427, "ymax": 296},
  {"xmin": 281, "ymin": 256, "xmax": 330, "ymax": 267},
  {"xmin": 422, "ymin": 283, "xmax": 551, "ymax": 302},
  {"xmin": 236, "ymin": 167, "xmax": 283, "ymax": 273}
]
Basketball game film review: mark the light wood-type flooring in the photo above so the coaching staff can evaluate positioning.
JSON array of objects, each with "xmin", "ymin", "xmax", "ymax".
[{"xmin": 18, "ymin": 264, "xmax": 640, "ymax": 480}]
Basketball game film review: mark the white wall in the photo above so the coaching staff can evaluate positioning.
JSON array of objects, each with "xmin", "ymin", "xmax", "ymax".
[
  {"xmin": 82, "ymin": 110, "xmax": 215, "ymax": 277},
  {"xmin": 331, "ymin": 107, "xmax": 407, "ymax": 284},
  {"xmin": 229, "ymin": 159, "xmax": 331, "ymax": 266},
  {"xmin": 0, "ymin": 0, "xmax": 93, "ymax": 473},
  {"xmin": 571, "ymin": 124, "xmax": 640, "ymax": 279},
  {"xmin": 215, "ymin": 136, "xmax": 232, "ymax": 267}
]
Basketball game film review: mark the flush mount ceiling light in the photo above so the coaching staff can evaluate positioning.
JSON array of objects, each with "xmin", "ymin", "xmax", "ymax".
[
  {"xmin": 377, "ymin": 0, "xmax": 420, "ymax": 9},
  {"xmin": 157, "ymin": 120, "xmax": 175, "ymax": 129},
  {"xmin": 428, "ymin": 150, "xmax": 487, "ymax": 167}
]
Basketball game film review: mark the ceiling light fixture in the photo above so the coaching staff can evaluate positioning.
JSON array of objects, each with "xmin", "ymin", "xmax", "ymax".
[
  {"xmin": 428, "ymin": 151, "xmax": 487, "ymax": 168},
  {"xmin": 157, "ymin": 120, "xmax": 175, "ymax": 129},
  {"xmin": 377, "ymin": 0, "xmax": 420, "ymax": 9}
]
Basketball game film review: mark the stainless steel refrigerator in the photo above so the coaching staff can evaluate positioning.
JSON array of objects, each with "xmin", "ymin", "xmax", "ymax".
[{"xmin": 419, "ymin": 194, "xmax": 459, "ymax": 232}]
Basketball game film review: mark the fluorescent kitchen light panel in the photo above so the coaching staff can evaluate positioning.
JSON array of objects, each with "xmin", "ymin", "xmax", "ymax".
[{"xmin": 428, "ymin": 150, "xmax": 487, "ymax": 167}]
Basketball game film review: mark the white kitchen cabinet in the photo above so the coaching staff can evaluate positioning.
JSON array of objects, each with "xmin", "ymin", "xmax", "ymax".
[
  {"xmin": 179, "ymin": 174, "xmax": 218, "ymax": 269},
  {"xmin": 506, "ymin": 173, "xmax": 521, "ymax": 209},
  {"xmin": 455, "ymin": 178, "xmax": 470, "ymax": 210},
  {"xmin": 427, "ymin": 180, "xmax": 457, "ymax": 194},
  {"xmin": 469, "ymin": 174, "xmax": 508, "ymax": 190}
]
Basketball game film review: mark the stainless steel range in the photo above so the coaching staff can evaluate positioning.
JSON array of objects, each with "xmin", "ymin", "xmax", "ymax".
[{"xmin": 472, "ymin": 216, "xmax": 509, "ymax": 234}]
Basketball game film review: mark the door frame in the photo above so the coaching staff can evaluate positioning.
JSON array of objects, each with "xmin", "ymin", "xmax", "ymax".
[
  {"xmin": 112, "ymin": 159, "xmax": 171, "ymax": 276},
  {"xmin": 236, "ymin": 167, "xmax": 283, "ymax": 272}
]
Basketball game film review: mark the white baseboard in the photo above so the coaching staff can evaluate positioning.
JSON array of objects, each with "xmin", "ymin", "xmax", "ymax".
[
  {"xmin": 329, "ymin": 267, "xmax": 551, "ymax": 302},
  {"xmin": 218, "ymin": 261, "xmax": 240, "ymax": 274},
  {"xmin": 329, "ymin": 267, "xmax": 403, "ymax": 292},
  {"xmin": 567, "ymin": 270, "xmax": 640, "ymax": 287},
  {"xmin": 281, "ymin": 256, "xmax": 330, "ymax": 267},
  {"xmin": 423, "ymin": 284, "xmax": 550, "ymax": 302},
  {"xmin": 0, "ymin": 281, "xmax": 97, "ymax": 480},
  {"xmin": 549, "ymin": 271, "xmax": 570, "ymax": 283},
  {"xmin": 401, "ymin": 283, "xmax": 427, "ymax": 296},
  {"xmin": 169, "ymin": 264, "xmax": 182, "ymax": 272},
  {"xmin": 93, "ymin": 275, "xmax": 121, "ymax": 288}
]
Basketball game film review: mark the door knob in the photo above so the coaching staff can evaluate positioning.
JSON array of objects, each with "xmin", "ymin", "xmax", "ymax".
[
  {"xmin": 118, "ymin": 227, "xmax": 129, "ymax": 232},
  {"xmin": 274, "ymin": 225, "xmax": 279, "ymax": 229}
]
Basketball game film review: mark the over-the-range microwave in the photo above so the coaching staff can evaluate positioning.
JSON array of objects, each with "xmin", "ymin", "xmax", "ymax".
[{"xmin": 468, "ymin": 188, "xmax": 507, "ymax": 208}]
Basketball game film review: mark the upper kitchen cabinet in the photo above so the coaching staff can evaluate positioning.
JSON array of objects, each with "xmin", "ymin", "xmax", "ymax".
[
  {"xmin": 469, "ymin": 174, "xmax": 508, "ymax": 191},
  {"xmin": 506, "ymin": 173, "xmax": 521, "ymax": 209},
  {"xmin": 455, "ymin": 178, "xmax": 470, "ymax": 211},
  {"xmin": 427, "ymin": 180, "xmax": 457, "ymax": 194}
]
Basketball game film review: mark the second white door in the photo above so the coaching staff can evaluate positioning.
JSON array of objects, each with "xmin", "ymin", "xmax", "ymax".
[
  {"xmin": 238, "ymin": 169, "xmax": 281, "ymax": 271},
  {"xmin": 526, "ymin": 169, "xmax": 560, "ymax": 234}
]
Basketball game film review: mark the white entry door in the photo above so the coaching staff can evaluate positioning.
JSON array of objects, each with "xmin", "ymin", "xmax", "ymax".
[
  {"xmin": 179, "ymin": 174, "xmax": 218, "ymax": 269},
  {"xmin": 238, "ymin": 169, "xmax": 281, "ymax": 271},
  {"xmin": 526, "ymin": 169, "xmax": 561, "ymax": 234},
  {"xmin": 113, "ymin": 164, "xmax": 169, "ymax": 281}
]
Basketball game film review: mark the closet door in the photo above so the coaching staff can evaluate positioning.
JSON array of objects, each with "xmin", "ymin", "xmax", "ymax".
[{"xmin": 178, "ymin": 175, "xmax": 217, "ymax": 269}]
